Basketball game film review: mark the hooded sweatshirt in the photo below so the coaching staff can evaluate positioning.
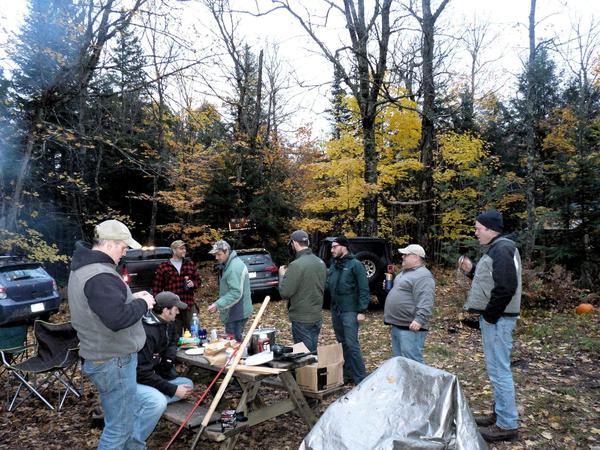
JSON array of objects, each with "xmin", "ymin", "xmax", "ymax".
[{"xmin": 67, "ymin": 241, "xmax": 147, "ymax": 360}]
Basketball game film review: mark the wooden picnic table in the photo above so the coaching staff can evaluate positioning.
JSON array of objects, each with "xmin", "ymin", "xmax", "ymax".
[{"xmin": 170, "ymin": 349, "xmax": 319, "ymax": 450}]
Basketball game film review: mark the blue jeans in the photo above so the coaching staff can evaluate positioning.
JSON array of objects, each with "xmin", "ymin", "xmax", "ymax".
[
  {"xmin": 391, "ymin": 326, "xmax": 427, "ymax": 364},
  {"xmin": 291, "ymin": 320, "xmax": 322, "ymax": 352},
  {"xmin": 480, "ymin": 316, "xmax": 518, "ymax": 430},
  {"xmin": 132, "ymin": 377, "xmax": 194, "ymax": 446},
  {"xmin": 331, "ymin": 307, "xmax": 366, "ymax": 384},
  {"xmin": 225, "ymin": 318, "xmax": 247, "ymax": 342},
  {"xmin": 83, "ymin": 353, "xmax": 140, "ymax": 450}
]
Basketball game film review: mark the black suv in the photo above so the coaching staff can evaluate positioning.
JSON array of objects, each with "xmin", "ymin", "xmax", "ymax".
[
  {"xmin": 235, "ymin": 249, "xmax": 280, "ymax": 302},
  {"xmin": 317, "ymin": 237, "xmax": 396, "ymax": 308},
  {"xmin": 117, "ymin": 247, "xmax": 172, "ymax": 293},
  {"xmin": 0, "ymin": 256, "xmax": 61, "ymax": 326}
]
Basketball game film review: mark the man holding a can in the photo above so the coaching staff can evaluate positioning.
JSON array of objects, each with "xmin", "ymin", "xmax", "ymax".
[
  {"xmin": 383, "ymin": 244, "xmax": 435, "ymax": 364},
  {"xmin": 153, "ymin": 239, "xmax": 202, "ymax": 337}
]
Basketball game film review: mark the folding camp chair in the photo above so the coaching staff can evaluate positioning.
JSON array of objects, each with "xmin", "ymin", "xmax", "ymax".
[
  {"xmin": 0, "ymin": 324, "xmax": 29, "ymax": 378},
  {"xmin": 1, "ymin": 320, "xmax": 81, "ymax": 412}
]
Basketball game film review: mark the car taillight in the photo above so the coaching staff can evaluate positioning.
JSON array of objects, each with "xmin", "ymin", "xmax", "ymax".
[
  {"xmin": 0, "ymin": 284, "xmax": 6, "ymax": 299},
  {"xmin": 265, "ymin": 264, "xmax": 278, "ymax": 273},
  {"xmin": 52, "ymin": 280, "xmax": 58, "ymax": 292},
  {"xmin": 387, "ymin": 264, "xmax": 395, "ymax": 273},
  {"xmin": 121, "ymin": 267, "xmax": 130, "ymax": 283}
]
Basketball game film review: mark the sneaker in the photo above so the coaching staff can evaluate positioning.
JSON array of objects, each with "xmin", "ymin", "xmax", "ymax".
[
  {"xmin": 474, "ymin": 413, "xmax": 496, "ymax": 426},
  {"xmin": 479, "ymin": 424, "xmax": 519, "ymax": 442}
]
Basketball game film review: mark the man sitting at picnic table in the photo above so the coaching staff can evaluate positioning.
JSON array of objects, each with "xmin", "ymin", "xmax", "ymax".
[{"xmin": 132, "ymin": 292, "xmax": 194, "ymax": 447}]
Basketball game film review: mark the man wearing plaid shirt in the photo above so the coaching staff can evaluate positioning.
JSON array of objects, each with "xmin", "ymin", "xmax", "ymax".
[{"xmin": 153, "ymin": 240, "xmax": 201, "ymax": 336}]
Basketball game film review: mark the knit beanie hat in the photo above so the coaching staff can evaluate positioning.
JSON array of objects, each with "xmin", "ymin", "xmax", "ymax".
[
  {"xmin": 476, "ymin": 209, "xmax": 503, "ymax": 232},
  {"xmin": 332, "ymin": 236, "xmax": 350, "ymax": 248}
]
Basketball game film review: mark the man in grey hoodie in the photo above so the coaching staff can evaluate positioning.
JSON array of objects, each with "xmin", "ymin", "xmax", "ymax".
[{"xmin": 383, "ymin": 244, "xmax": 435, "ymax": 364}]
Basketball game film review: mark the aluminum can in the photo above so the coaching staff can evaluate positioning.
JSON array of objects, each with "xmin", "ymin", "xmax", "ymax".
[{"xmin": 385, "ymin": 272, "xmax": 394, "ymax": 291}]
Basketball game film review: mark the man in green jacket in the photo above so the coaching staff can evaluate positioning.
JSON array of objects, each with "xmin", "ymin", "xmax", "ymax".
[
  {"xmin": 326, "ymin": 236, "xmax": 370, "ymax": 384},
  {"xmin": 279, "ymin": 230, "xmax": 327, "ymax": 352},
  {"xmin": 207, "ymin": 240, "xmax": 252, "ymax": 341}
]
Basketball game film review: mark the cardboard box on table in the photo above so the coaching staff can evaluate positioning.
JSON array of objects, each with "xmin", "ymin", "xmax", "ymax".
[{"xmin": 294, "ymin": 343, "xmax": 344, "ymax": 393}]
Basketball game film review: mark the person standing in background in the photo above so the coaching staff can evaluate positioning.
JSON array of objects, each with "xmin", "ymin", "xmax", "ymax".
[
  {"xmin": 153, "ymin": 240, "xmax": 201, "ymax": 336},
  {"xmin": 279, "ymin": 230, "xmax": 327, "ymax": 352},
  {"xmin": 383, "ymin": 244, "xmax": 435, "ymax": 364},
  {"xmin": 326, "ymin": 236, "xmax": 370, "ymax": 385},
  {"xmin": 460, "ymin": 209, "xmax": 521, "ymax": 443},
  {"xmin": 207, "ymin": 240, "xmax": 252, "ymax": 342}
]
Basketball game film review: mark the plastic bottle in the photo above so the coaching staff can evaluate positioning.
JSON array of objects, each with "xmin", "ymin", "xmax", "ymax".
[{"xmin": 190, "ymin": 313, "xmax": 200, "ymax": 338}]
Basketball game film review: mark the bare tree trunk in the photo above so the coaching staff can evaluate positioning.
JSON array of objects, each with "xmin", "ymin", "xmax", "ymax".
[
  {"xmin": 524, "ymin": 0, "xmax": 537, "ymax": 262},
  {"xmin": 149, "ymin": 175, "xmax": 158, "ymax": 245},
  {"xmin": 413, "ymin": 0, "xmax": 450, "ymax": 246},
  {"xmin": 250, "ymin": 49, "xmax": 263, "ymax": 153},
  {"xmin": 273, "ymin": 0, "xmax": 393, "ymax": 236}
]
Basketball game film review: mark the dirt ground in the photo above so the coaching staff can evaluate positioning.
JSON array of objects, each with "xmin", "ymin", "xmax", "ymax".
[{"xmin": 0, "ymin": 269, "xmax": 598, "ymax": 450}]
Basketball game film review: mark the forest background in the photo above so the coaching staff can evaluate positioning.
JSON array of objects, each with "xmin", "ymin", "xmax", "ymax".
[{"xmin": 0, "ymin": 0, "xmax": 598, "ymax": 304}]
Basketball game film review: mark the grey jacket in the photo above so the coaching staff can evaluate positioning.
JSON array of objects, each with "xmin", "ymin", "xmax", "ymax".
[
  {"xmin": 464, "ymin": 236, "xmax": 521, "ymax": 323},
  {"xmin": 383, "ymin": 265, "xmax": 435, "ymax": 330},
  {"xmin": 68, "ymin": 245, "xmax": 146, "ymax": 360}
]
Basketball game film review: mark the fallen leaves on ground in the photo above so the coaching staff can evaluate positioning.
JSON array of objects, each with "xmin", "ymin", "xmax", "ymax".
[{"xmin": 0, "ymin": 268, "xmax": 598, "ymax": 449}]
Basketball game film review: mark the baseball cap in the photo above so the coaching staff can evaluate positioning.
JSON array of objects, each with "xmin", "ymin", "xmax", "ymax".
[
  {"xmin": 398, "ymin": 244, "xmax": 426, "ymax": 258},
  {"xmin": 289, "ymin": 230, "xmax": 309, "ymax": 245},
  {"xmin": 208, "ymin": 239, "xmax": 231, "ymax": 254},
  {"xmin": 170, "ymin": 240, "xmax": 186, "ymax": 250},
  {"xmin": 95, "ymin": 220, "xmax": 141, "ymax": 249},
  {"xmin": 155, "ymin": 291, "xmax": 188, "ymax": 310}
]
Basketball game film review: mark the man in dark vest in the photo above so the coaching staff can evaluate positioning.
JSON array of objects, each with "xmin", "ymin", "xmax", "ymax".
[
  {"xmin": 68, "ymin": 220, "xmax": 155, "ymax": 450},
  {"xmin": 460, "ymin": 209, "xmax": 521, "ymax": 443}
]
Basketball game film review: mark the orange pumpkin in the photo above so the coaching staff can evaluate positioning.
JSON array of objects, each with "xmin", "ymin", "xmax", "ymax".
[{"xmin": 575, "ymin": 303, "xmax": 594, "ymax": 315}]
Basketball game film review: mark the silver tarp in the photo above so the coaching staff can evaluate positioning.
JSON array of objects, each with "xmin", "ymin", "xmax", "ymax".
[{"xmin": 300, "ymin": 357, "xmax": 488, "ymax": 450}]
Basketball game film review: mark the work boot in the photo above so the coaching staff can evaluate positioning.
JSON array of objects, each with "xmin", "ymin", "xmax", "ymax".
[
  {"xmin": 479, "ymin": 424, "xmax": 519, "ymax": 442},
  {"xmin": 474, "ymin": 412, "xmax": 496, "ymax": 426}
]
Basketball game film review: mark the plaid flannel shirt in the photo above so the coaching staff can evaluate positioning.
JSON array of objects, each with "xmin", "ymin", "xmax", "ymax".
[{"xmin": 152, "ymin": 259, "xmax": 201, "ymax": 305}]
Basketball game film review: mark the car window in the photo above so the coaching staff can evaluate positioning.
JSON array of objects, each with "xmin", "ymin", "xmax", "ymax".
[
  {"xmin": 0, "ymin": 266, "xmax": 47, "ymax": 282},
  {"xmin": 238, "ymin": 254, "xmax": 272, "ymax": 266},
  {"xmin": 122, "ymin": 248, "xmax": 172, "ymax": 261}
]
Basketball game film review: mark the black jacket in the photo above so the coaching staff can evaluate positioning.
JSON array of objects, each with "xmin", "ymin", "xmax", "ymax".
[{"xmin": 136, "ymin": 312, "xmax": 179, "ymax": 397}]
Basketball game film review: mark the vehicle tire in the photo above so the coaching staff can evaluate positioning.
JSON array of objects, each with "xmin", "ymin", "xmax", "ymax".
[{"xmin": 354, "ymin": 251, "xmax": 384, "ymax": 282}]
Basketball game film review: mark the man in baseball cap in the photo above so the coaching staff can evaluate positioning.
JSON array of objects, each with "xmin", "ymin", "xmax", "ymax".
[
  {"xmin": 279, "ymin": 230, "xmax": 326, "ymax": 352},
  {"xmin": 95, "ymin": 219, "xmax": 142, "ymax": 249},
  {"xmin": 134, "ymin": 290, "xmax": 193, "ymax": 446},
  {"xmin": 384, "ymin": 243, "xmax": 435, "ymax": 364},
  {"xmin": 68, "ymin": 219, "xmax": 154, "ymax": 448},
  {"xmin": 398, "ymin": 244, "xmax": 426, "ymax": 258},
  {"xmin": 153, "ymin": 239, "xmax": 201, "ymax": 337},
  {"xmin": 207, "ymin": 239, "xmax": 252, "ymax": 341}
]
